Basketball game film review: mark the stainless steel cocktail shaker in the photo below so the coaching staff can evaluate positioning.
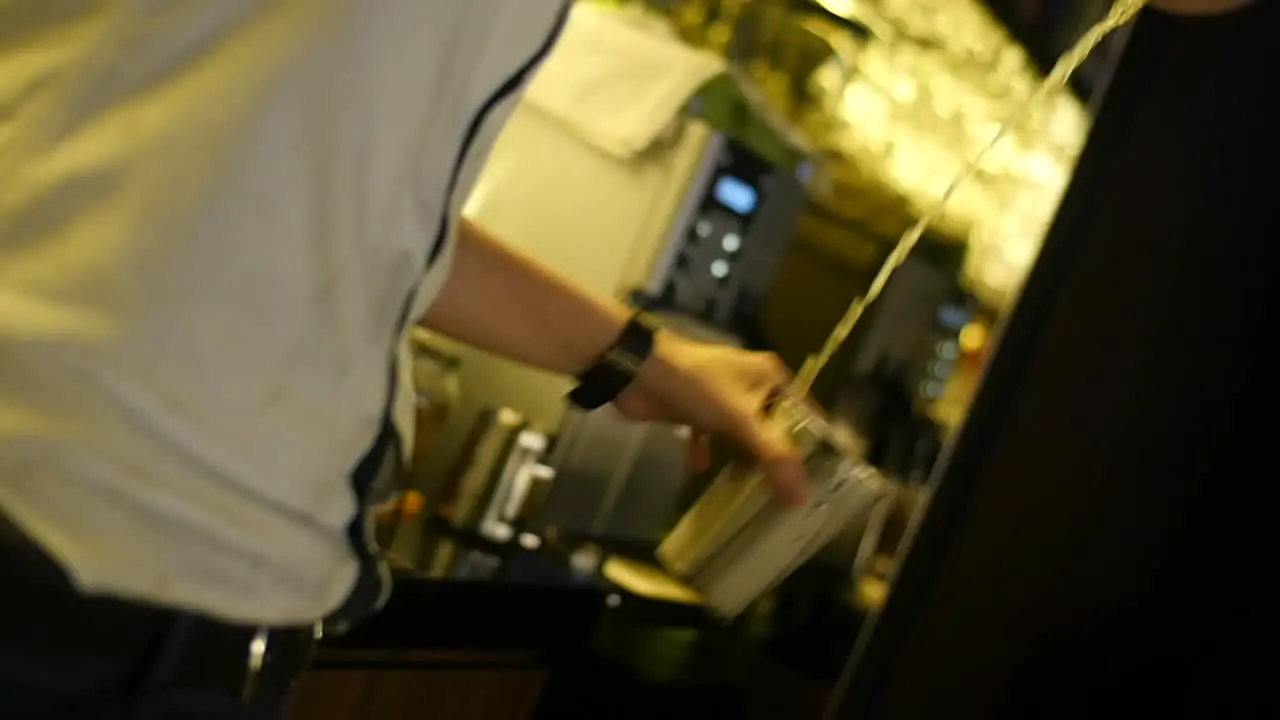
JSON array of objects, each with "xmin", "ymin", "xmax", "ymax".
[{"xmin": 657, "ymin": 399, "xmax": 892, "ymax": 618}]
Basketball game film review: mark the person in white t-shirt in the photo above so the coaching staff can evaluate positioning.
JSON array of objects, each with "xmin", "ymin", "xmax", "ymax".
[
  {"xmin": 0, "ymin": 3, "xmax": 807, "ymax": 717},
  {"xmin": 0, "ymin": 0, "xmax": 1255, "ymax": 718}
]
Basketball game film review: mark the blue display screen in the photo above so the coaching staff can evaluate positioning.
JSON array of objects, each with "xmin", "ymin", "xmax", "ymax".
[
  {"xmin": 712, "ymin": 175, "xmax": 758, "ymax": 215},
  {"xmin": 936, "ymin": 304, "xmax": 970, "ymax": 331}
]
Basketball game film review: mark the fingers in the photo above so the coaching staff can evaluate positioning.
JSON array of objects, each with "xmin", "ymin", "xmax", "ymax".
[
  {"xmin": 755, "ymin": 421, "xmax": 809, "ymax": 508},
  {"xmin": 733, "ymin": 353, "xmax": 808, "ymax": 505},
  {"xmin": 727, "ymin": 405, "xmax": 809, "ymax": 508}
]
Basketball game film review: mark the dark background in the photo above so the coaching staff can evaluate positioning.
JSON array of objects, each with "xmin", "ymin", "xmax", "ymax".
[
  {"xmin": 980, "ymin": 0, "xmax": 1123, "ymax": 99},
  {"xmin": 831, "ymin": 4, "xmax": 1273, "ymax": 717}
]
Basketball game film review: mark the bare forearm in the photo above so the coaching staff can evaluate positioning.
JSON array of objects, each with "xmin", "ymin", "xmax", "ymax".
[
  {"xmin": 420, "ymin": 225, "xmax": 807, "ymax": 504},
  {"xmin": 419, "ymin": 219, "xmax": 630, "ymax": 376}
]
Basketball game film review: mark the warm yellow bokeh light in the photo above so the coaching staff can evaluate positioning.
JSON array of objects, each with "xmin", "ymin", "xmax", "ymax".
[{"xmin": 959, "ymin": 321, "xmax": 989, "ymax": 355}]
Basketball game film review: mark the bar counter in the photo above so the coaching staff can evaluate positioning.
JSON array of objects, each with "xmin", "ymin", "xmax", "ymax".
[
  {"xmin": 290, "ymin": 519, "xmax": 865, "ymax": 719},
  {"xmin": 290, "ymin": 524, "xmax": 607, "ymax": 720}
]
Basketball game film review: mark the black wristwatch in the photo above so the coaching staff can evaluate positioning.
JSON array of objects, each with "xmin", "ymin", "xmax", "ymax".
[{"xmin": 567, "ymin": 312, "xmax": 658, "ymax": 411}]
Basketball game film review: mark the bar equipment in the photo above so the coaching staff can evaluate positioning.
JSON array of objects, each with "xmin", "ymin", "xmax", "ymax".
[{"xmin": 657, "ymin": 398, "xmax": 892, "ymax": 617}]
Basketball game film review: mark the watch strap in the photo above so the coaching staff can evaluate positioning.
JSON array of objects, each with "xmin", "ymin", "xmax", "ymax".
[{"xmin": 567, "ymin": 313, "xmax": 657, "ymax": 411}]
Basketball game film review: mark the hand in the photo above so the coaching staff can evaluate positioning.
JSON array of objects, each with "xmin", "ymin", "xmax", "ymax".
[{"xmin": 613, "ymin": 334, "xmax": 809, "ymax": 507}]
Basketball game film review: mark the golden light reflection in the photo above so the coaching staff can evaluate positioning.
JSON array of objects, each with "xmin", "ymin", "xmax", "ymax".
[
  {"xmin": 803, "ymin": 1, "xmax": 1092, "ymax": 310},
  {"xmin": 585, "ymin": 0, "xmax": 1100, "ymax": 310},
  {"xmin": 958, "ymin": 321, "xmax": 989, "ymax": 355}
]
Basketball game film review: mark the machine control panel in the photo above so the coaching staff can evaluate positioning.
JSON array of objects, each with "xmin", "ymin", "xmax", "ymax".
[{"xmin": 649, "ymin": 136, "xmax": 806, "ymax": 340}]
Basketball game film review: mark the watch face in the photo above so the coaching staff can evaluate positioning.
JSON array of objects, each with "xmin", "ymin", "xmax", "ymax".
[{"xmin": 604, "ymin": 345, "xmax": 645, "ymax": 375}]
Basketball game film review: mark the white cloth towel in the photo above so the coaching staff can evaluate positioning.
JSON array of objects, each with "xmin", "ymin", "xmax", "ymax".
[{"xmin": 524, "ymin": 4, "xmax": 726, "ymax": 160}]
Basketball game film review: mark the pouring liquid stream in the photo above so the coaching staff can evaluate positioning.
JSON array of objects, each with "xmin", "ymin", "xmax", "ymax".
[{"xmin": 791, "ymin": 0, "xmax": 1150, "ymax": 398}]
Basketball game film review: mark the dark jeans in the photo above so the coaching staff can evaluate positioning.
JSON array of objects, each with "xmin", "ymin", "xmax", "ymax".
[{"xmin": 0, "ymin": 516, "xmax": 303, "ymax": 720}]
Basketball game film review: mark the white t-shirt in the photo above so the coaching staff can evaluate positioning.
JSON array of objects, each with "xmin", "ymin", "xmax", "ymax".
[{"xmin": 0, "ymin": 0, "xmax": 568, "ymax": 625}]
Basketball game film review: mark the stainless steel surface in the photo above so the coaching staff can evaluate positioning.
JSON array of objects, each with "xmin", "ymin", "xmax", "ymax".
[
  {"xmin": 657, "ymin": 399, "xmax": 892, "ymax": 617},
  {"xmin": 436, "ymin": 407, "xmax": 528, "ymax": 530},
  {"xmin": 475, "ymin": 430, "xmax": 550, "ymax": 543},
  {"xmin": 505, "ymin": 463, "xmax": 556, "ymax": 527},
  {"xmin": 537, "ymin": 405, "xmax": 692, "ymax": 544}
]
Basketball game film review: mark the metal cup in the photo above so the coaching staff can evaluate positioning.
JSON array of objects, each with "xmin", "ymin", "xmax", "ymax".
[{"xmin": 656, "ymin": 398, "xmax": 892, "ymax": 618}]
